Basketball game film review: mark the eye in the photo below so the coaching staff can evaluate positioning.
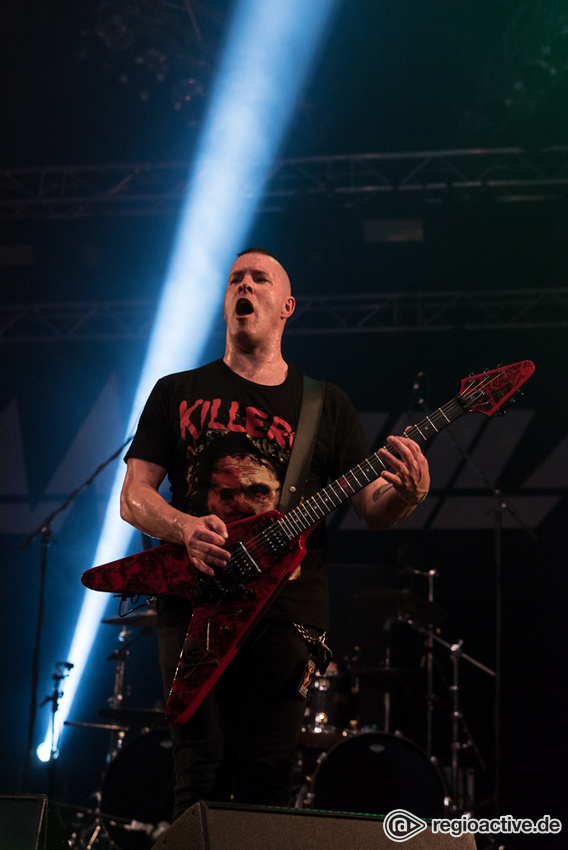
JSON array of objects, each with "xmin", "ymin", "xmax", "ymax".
[
  {"xmin": 219, "ymin": 488, "xmax": 236, "ymax": 502},
  {"xmin": 244, "ymin": 484, "xmax": 272, "ymax": 498}
]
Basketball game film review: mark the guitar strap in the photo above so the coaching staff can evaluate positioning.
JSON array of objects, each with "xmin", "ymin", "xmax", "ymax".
[{"xmin": 278, "ymin": 375, "xmax": 325, "ymax": 514}]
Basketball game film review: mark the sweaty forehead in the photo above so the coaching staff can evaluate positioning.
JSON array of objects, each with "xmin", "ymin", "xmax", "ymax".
[{"xmin": 228, "ymin": 253, "xmax": 290, "ymax": 291}]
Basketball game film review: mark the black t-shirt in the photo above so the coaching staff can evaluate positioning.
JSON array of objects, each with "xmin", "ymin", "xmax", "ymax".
[{"xmin": 125, "ymin": 359, "xmax": 370, "ymax": 629}]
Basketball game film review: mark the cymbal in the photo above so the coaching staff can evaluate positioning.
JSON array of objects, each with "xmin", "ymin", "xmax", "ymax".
[
  {"xmin": 355, "ymin": 588, "xmax": 446, "ymax": 625},
  {"xmin": 65, "ymin": 720, "xmax": 130, "ymax": 732},
  {"xmin": 98, "ymin": 707, "xmax": 167, "ymax": 726},
  {"xmin": 101, "ymin": 608, "xmax": 157, "ymax": 628}
]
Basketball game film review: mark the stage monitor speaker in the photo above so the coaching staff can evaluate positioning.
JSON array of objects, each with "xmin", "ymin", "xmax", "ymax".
[
  {"xmin": 0, "ymin": 795, "xmax": 67, "ymax": 850},
  {"xmin": 153, "ymin": 801, "xmax": 476, "ymax": 849}
]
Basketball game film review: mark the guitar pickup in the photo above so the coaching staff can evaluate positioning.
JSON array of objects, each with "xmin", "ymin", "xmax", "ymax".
[{"xmin": 220, "ymin": 542, "xmax": 262, "ymax": 592}]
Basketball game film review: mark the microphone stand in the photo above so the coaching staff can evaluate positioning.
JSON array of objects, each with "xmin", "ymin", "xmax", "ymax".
[
  {"xmin": 411, "ymin": 375, "xmax": 536, "ymax": 816},
  {"xmin": 39, "ymin": 662, "xmax": 73, "ymax": 799},
  {"xmin": 20, "ymin": 436, "xmax": 133, "ymax": 791}
]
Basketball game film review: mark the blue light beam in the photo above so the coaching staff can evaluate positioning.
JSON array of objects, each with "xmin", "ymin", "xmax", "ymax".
[{"xmin": 39, "ymin": 0, "xmax": 337, "ymax": 760}]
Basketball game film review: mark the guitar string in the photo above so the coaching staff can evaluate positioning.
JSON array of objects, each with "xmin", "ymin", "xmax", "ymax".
[
  {"xmin": 168, "ymin": 368, "xmax": 526, "ymax": 714},
  {"xmin": 243, "ymin": 396, "xmax": 465, "ymax": 560},
  {"xmin": 156, "ymin": 367, "xmax": 521, "ymax": 586},
  {"xmin": 221, "ymin": 368, "xmax": 518, "ymax": 578},
  {"xmin": 244, "ymin": 368, "xmax": 515, "ymax": 556}
]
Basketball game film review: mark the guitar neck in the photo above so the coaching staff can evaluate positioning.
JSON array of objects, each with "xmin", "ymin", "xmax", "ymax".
[{"xmin": 278, "ymin": 395, "xmax": 467, "ymax": 541}]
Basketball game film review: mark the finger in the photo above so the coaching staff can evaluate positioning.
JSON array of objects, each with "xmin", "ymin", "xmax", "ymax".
[
  {"xmin": 198, "ymin": 529, "xmax": 231, "ymax": 557},
  {"xmin": 202, "ymin": 514, "xmax": 229, "ymax": 540},
  {"xmin": 190, "ymin": 539, "xmax": 231, "ymax": 571},
  {"xmin": 387, "ymin": 434, "xmax": 419, "ymax": 460},
  {"xmin": 381, "ymin": 470, "xmax": 406, "ymax": 491},
  {"xmin": 193, "ymin": 539, "xmax": 230, "ymax": 566},
  {"xmin": 378, "ymin": 445, "xmax": 406, "ymax": 475},
  {"xmin": 191, "ymin": 557, "xmax": 215, "ymax": 577},
  {"xmin": 208, "ymin": 545, "xmax": 231, "ymax": 565}
]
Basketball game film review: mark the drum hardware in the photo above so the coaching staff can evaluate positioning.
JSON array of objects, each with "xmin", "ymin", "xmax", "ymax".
[
  {"xmin": 63, "ymin": 791, "xmax": 170, "ymax": 850},
  {"xmin": 296, "ymin": 576, "xmax": 493, "ymax": 816},
  {"xmin": 101, "ymin": 607, "xmax": 157, "ymax": 763},
  {"xmin": 447, "ymin": 638, "xmax": 490, "ymax": 812},
  {"xmin": 64, "ymin": 716, "xmax": 169, "ymax": 847},
  {"xmin": 354, "ymin": 585, "xmax": 446, "ymax": 739},
  {"xmin": 352, "ymin": 618, "xmax": 426, "ymax": 740},
  {"xmin": 360, "ymin": 618, "xmax": 400, "ymax": 735},
  {"xmin": 396, "ymin": 568, "xmax": 494, "ymax": 813},
  {"xmin": 404, "ymin": 567, "xmax": 441, "ymax": 757},
  {"xmin": 411, "ymin": 623, "xmax": 495, "ymax": 813},
  {"xmin": 104, "ymin": 629, "xmax": 131, "ymax": 764},
  {"xmin": 64, "ymin": 603, "xmax": 168, "ymax": 847}
]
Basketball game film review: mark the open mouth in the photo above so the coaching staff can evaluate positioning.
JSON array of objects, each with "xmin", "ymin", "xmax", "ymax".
[{"xmin": 236, "ymin": 297, "xmax": 254, "ymax": 316}]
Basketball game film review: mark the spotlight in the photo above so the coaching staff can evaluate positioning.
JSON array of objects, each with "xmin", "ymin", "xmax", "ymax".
[{"xmin": 40, "ymin": 0, "xmax": 337, "ymax": 762}]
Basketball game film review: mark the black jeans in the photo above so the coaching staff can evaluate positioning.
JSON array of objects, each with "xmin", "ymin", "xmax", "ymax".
[{"xmin": 157, "ymin": 597, "xmax": 311, "ymax": 820}]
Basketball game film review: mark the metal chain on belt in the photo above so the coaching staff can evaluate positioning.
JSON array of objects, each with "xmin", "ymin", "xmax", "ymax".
[{"xmin": 293, "ymin": 622, "xmax": 327, "ymax": 646}]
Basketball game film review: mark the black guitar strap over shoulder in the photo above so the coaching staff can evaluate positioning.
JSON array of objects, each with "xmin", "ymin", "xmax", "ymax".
[{"xmin": 278, "ymin": 375, "xmax": 325, "ymax": 514}]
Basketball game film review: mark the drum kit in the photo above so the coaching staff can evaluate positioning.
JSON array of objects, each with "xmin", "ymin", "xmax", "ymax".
[
  {"xmin": 294, "ymin": 571, "xmax": 495, "ymax": 820},
  {"xmin": 65, "ymin": 574, "xmax": 494, "ymax": 848}
]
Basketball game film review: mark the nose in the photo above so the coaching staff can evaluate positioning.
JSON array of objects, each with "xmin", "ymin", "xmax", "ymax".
[{"xmin": 238, "ymin": 274, "xmax": 254, "ymax": 293}]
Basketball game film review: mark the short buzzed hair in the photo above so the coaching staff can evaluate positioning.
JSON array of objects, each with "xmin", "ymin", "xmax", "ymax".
[{"xmin": 237, "ymin": 247, "xmax": 279, "ymax": 261}]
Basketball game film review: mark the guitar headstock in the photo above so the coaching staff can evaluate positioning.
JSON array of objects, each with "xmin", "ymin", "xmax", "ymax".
[{"xmin": 459, "ymin": 360, "xmax": 535, "ymax": 417}]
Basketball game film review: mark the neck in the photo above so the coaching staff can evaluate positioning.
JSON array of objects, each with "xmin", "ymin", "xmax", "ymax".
[{"xmin": 223, "ymin": 342, "xmax": 288, "ymax": 386}]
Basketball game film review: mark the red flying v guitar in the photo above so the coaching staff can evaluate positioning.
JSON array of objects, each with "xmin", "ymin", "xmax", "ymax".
[{"xmin": 82, "ymin": 361, "xmax": 534, "ymax": 725}]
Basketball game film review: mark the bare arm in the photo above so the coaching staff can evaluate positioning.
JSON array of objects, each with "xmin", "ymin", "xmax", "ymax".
[
  {"xmin": 120, "ymin": 457, "xmax": 230, "ymax": 576},
  {"xmin": 351, "ymin": 434, "xmax": 430, "ymax": 531}
]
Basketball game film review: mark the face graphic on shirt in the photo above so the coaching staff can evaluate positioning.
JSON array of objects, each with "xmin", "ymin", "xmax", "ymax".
[{"xmin": 206, "ymin": 452, "xmax": 281, "ymax": 523}]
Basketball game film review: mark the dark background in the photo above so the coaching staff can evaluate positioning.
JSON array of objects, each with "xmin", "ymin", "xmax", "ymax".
[{"xmin": 1, "ymin": 2, "xmax": 567, "ymax": 848}]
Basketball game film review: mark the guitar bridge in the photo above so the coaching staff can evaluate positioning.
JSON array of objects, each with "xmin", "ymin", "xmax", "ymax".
[{"xmin": 179, "ymin": 637, "xmax": 219, "ymax": 681}]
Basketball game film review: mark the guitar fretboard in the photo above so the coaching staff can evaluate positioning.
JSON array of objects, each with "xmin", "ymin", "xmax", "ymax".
[
  {"xmin": 277, "ymin": 395, "xmax": 467, "ymax": 542},
  {"xmin": 220, "ymin": 360, "xmax": 533, "ymax": 571}
]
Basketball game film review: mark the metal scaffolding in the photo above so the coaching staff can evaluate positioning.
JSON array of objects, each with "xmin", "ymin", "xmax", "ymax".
[
  {"xmin": 2, "ymin": 288, "xmax": 567, "ymax": 342},
  {"xmin": 1, "ymin": 147, "xmax": 568, "ymax": 219}
]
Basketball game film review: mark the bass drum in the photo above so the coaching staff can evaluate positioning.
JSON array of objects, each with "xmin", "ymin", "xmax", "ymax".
[
  {"xmin": 310, "ymin": 731, "xmax": 445, "ymax": 818},
  {"xmin": 101, "ymin": 729, "xmax": 175, "ymax": 850}
]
